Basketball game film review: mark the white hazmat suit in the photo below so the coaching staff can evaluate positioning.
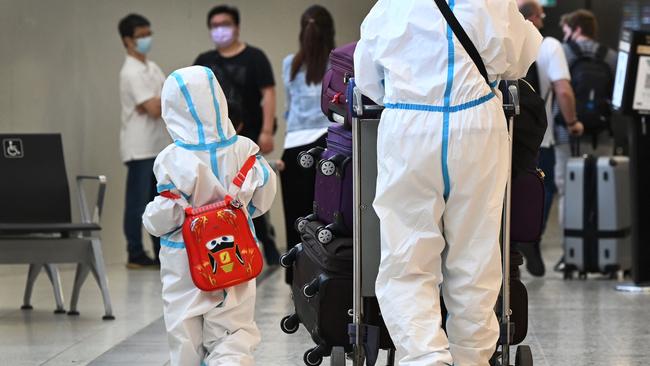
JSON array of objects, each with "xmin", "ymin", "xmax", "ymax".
[
  {"xmin": 354, "ymin": 0, "xmax": 541, "ymax": 365},
  {"xmin": 143, "ymin": 66, "xmax": 276, "ymax": 366}
]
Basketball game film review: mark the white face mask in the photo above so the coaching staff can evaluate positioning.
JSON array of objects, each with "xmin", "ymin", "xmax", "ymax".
[{"xmin": 211, "ymin": 26, "xmax": 235, "ymax": 48}]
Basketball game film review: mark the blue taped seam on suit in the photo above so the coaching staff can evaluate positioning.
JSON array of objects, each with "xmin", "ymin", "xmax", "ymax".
[
  {"xmin": 246, "ymin": 203, "xmax": 259, "ymax": 242},
  {"xmin": 171, "ymin": 72, "xmax": 206, "ymax": 145},
  {"xmin": 383, "ymin": 92, "xmax": 495, "ymax": 113},
  {"xmin": 247, "ymin": 203, "xmax": 257, "ymax": 217},
  {"xmin": 157, "ymin": 183, "xmax": 176, "ymax": 193},
  {"xmin": 256, "ymin": 155, "xmax": 269, "ymax": 186},
  {"xmin": 174, "ymin": 135, "xmax": 238, "ymax": 151},
  {"xmin": 203, "ymin": 67, "xmax": 227, "ymax": 142},
  {"xmin": 209, "ymin": 148, "xmax": 220, "ymax": 181},
  {"xmin": 161, "ymin": 235, "xmax": 185, "ymax": 249},
  {"xmin": 156, "ymin": 183, "xmax": 191, "ymax": 200},
  {"xmin": 442, "ymin": 0, "xmax": 456, "ymax": 201}
]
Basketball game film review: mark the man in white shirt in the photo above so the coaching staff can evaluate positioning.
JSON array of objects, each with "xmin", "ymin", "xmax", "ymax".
[
  {"xmin": 118, "ymin": 14, "xmax": 170, "ymax": 268},
  {"xmin": 518, "ymin": 1, "xmax": 584, "ymax": 277}
]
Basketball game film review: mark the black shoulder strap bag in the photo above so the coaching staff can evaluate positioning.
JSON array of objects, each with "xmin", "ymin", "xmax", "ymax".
[
  {"xmin": 434, "ymin": 0, "xmax": 547, "ymax": 177},
  {"xmin": 433, "ymin": 0, "xmax": 490, "ymax": 86}
]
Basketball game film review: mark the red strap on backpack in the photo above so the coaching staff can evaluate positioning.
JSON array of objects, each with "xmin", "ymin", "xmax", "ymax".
[{"xmin": 233, "ymin": 155, "xmax": 258, "ymax": 188}]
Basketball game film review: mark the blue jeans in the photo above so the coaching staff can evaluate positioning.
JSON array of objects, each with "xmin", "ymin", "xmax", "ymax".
[
  {"xmin": 538, "ymin": 147, "xmax": 556, "ymax": 233},
  {"xmin": 123, "ymin": 158, "xmax": 160, "ymax": 260}
]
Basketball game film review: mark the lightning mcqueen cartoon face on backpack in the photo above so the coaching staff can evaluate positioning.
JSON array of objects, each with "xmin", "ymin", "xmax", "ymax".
[{"xmin": 205, "ymin": 235, "xmax": 245, "ymax": 274}]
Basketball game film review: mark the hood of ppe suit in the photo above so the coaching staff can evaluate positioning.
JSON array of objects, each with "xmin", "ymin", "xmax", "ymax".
[{"xmin": 161, "ymin": 66, "xmax": 236, "ymax": 145}]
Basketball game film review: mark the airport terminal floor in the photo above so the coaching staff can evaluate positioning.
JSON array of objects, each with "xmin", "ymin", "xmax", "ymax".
[{"xmin": 1, "ymin": 206, "xmax": 648, "ymax": 366}]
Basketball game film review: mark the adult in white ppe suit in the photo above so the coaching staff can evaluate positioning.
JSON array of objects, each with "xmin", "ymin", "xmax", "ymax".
[
  {"xmin": 355, "ymin": 1, "xmax": 541, "ymax": 364},
  {"xmin": 143, "ymin": 66, "xmax": 276, "ymax": 366}
]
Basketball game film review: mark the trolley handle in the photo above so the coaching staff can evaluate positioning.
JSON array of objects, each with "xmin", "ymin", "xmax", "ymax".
[
  {"xmin": 352, "ymin": 85, "xmax": 384, "ymax": 118},
  {"xmin": 501, "ymin": 80, "xmax": 521, "ymax": 118}
]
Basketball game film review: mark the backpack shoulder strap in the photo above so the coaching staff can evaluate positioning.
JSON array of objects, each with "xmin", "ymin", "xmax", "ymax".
[
  {"xmin": 233, "ymin": 155, "xmax": 258, "ymax": 188},
  {"xmin": 594, "ymin": 44, "xmax": 608, "ymax": 62},
  {"xmin": 566, "ymin": 41, "xmax": 587, "ymax": 71},
  {"xmin": 567, "ymin": 41, "xmax": 583, "ymax": 59}
]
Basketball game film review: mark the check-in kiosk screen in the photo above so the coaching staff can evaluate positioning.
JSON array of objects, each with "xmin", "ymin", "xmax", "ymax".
[
  {"xmin": 613, "ymin": 51, "xmax": 630, "ymax": 109},
  {"xmin": 633, "ymin": 55, "xmax": 650, "ymax": 111}
]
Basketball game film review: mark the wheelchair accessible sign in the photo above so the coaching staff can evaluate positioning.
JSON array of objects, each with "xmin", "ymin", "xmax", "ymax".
[{"xmin": 3, "ymin": 138, "xmax": 24, "ymax": 158}]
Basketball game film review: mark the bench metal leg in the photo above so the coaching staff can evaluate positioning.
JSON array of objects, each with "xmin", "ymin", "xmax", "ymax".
[
  {"xmin": 386, "ymin": 348, "xmax": 396, "ymax": 366},
  {"xmin": 22, "ymin": 264, "xmax": 42, "ymax": 310},
  {"xmin": 90, "ymin": 238, "xmax": 114, "ymax": 320},
  {"xmin": 68, "ymin": 263, "xmax": 89, "ymax": 316},
  {"xmin": 44, "ymin": 264, "xmax": 66, "ymax": 314}
]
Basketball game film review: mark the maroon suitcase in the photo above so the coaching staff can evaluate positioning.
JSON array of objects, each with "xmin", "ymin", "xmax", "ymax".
[{"xmin": 510, "ymin": 168, "xmax": 545, "ymax": 243}]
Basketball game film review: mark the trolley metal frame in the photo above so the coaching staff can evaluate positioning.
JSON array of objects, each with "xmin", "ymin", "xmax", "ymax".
[{"xmin": 347, "ymin": 81, "xmax": 532, "ymax": 366}]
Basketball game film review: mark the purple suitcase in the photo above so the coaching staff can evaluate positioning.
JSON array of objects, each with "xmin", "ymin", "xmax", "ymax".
[
  {"xmin": 321, "ymin": 42, "xmax": 356, "ymax": 125},
  {"xmin": 311, "ymin": 124, "xmax": 353, "ymax": 241},
  {"xmin": 510, "ymin": 169, "xmax": 545, "ymax": 243}
]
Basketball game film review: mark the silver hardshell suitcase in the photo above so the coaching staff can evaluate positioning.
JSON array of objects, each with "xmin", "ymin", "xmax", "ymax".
[{"xmin": 563, "ymin": 155, "xmax": 632, "ymax": 279}]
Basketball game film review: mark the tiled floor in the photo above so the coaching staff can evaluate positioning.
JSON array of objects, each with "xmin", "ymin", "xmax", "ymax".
[{"xmin": 2, "ymin": 208, "xmax": 650, "ymax": 365}]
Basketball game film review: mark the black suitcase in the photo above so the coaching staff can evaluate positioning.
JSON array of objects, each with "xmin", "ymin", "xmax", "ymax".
[{"xmin": 280, "ymin": 221, "xmax": 353, "ymax": 365}]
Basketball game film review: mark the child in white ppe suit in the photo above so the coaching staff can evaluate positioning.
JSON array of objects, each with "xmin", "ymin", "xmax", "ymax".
[{"xmin": 142, "ymin": 66, "xmax": 276, "ymax": 366}]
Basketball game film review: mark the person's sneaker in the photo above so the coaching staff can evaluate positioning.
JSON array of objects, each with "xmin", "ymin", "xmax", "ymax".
[
  {"xmin": 517, "ymin": 241, "xmax": 546, "ymax": 277},
  {"xmin": 126, "ymin": 254, "xmax": 157, "ymax": 269}
]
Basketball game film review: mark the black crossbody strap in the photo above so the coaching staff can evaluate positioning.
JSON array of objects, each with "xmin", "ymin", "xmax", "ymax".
[{"xmin": 433, "ymin": 0, "xmax": 490, "ymax": 86}]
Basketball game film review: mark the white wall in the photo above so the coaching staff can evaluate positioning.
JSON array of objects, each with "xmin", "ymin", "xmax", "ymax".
[{"xmin": 0, "ymin": 0, "xmax": 374, "ymax": 264}]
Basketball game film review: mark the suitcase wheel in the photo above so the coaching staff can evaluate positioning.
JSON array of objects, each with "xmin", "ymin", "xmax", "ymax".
[
  {"xmin": 515, "ymin": 345, "xmax": 533, "ymax": 366},
  {"xmin": 303, "ymin": 277, "xmax": 321, "ymax": 298},
  {"xmin": 316, "ymin": 227, "xmax": 334, "ymax": 244},
  {"xmin": 280, "ymin": 245, "xmax": 301, "ymax": 268},
  {"xmin": 298, "ymin": 147, "xmax": 325, "ymax": 169},
  {"xmin": 295, "ymin": 214, "xmax": 318, "ymax": 234},
  {"xmin": 319, "ymin": 159, "xmax": 337, "ymax": 176},
  {"xmin": 298, "ymin": 152, "xmax": 315, "ymax": 169},
  {"xmin": 280, "ymin": 314, "xmax": 300, "ymax": 334},
  {"xmin": 295, "ymin": 217, "xmax": 309, "ymax": 234},
  {"xmin": 304, "ymin": 346, "xmax": 325, "ymax": 366}
]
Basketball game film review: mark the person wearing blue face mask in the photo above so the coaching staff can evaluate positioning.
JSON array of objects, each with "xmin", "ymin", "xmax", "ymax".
[{"xmin": 118, "ymin": 14, "xmax": 170, "ymax": 268}]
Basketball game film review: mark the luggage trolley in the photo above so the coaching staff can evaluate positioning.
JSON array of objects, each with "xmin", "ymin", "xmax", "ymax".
[{"xmin": 347, "ymin": 81, "xmax": 533, "ymax": 366}]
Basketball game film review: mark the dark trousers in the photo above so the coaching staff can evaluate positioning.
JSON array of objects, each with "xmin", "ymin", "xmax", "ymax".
[
  {"xmin": 253, "ymin": 214, "xmax": 280, "ymax": 265},
  {"xmin": 280, "ymin": 134, "xmax": 327, "ymax": 283},
  {"xmin": 123, "ymin": 158, "xmax": 160, "ymax": 260},
  {"xmin": 538, "ymin": 147, "xmax": 557, "ymax": 232}
]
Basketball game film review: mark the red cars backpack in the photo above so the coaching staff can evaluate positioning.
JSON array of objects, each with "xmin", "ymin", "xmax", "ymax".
[{"xmin": 181, "ymin": 155, "xmax": 263, "ymax": 291}]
